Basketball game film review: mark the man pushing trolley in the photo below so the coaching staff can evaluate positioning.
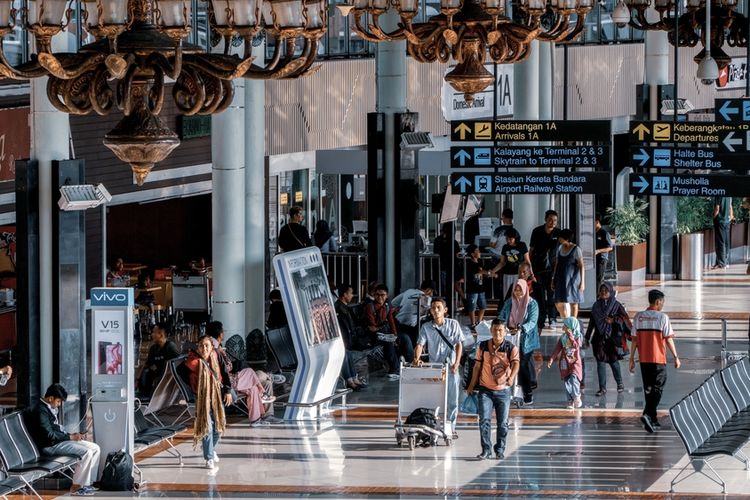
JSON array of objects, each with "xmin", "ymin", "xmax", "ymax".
[{"xmin": 412, "ymin": 298, "xmax": 464, "ymax": 439}]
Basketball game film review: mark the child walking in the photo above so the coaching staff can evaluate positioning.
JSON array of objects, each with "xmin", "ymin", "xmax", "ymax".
[{"xmin": 548, "ymin": 317, "xmax": 584, "ymax": 409}]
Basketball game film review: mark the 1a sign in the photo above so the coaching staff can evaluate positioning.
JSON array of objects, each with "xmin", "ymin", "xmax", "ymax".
[
  {"xmin": 451, "ymin": 120, "xmax": 611, "ymax": 143},
  {"xmin": 629, "ymin": 121, "xmax": 746, "ymax": 144},
  {"xmin": 451, "ymin": 145, "xmax": 608, "ymax": 168},
  {"xmin": 628, "ymin": 146, "xmax": 742, "ymax": 169},
  {"xmin": 450, "ymin": 172, "xmax": 610, "ymax": 195},
  {"xmin": 715, "ymin": 98, "xmax": 750, "ymax": 123},
  {"xmin": 629, "ymin": 173, "xmax": 750, "ymax": 197}
]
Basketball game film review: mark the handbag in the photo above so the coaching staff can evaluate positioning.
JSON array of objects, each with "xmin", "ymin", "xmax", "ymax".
[{"xmin": 460, "ymin": 393, "xmax": 478, "ymax": 414}]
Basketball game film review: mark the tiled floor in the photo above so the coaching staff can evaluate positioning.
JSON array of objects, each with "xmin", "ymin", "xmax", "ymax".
[{"xmin": 40, "ymin": 265, "xmax": 750, "ymax": 498}]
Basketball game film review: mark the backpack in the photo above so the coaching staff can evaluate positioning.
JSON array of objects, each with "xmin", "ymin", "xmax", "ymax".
[
  {"xmin": 405, "ymin": 408, "xmax": 439, "ymax": 429},
  {"xmin": 99, "ymin": 450, "xmax": 134, "ymax": 491}
]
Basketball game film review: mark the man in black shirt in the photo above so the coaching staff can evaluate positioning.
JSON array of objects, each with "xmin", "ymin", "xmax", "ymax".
[
  {"xmin": 529, "ymin": 210, "xmax": 561, "ymax": 328},
  {"xmin": 594, "ymin": 213, "xmax": 613, "ymax": 287},
  {"xmin": 457, "ymin": 244, "xmax": 489, "ymax": 327},
  {"xmin": 278, "ymin": 206, "xmax": 312, "ymax": 252},
  {"xmin": 138, "ymin": 322, "xmax": 180, "ymax": 397},
  {"xmin": 433, "ymin": 223, "xmax": 460, "ymax": 312}
]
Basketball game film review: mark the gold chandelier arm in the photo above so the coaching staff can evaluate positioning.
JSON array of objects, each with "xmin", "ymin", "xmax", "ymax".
[
  {"xmin": 185, "ymin": 53, "xmax": 255, "ymax": 81},
  {"xmin": 62, "ymin": 77, "xmax": 93, "ymax": 115},
  {"xmin": 146, "ymin": 48, "xmax": 182, "ymax": 82},
  {"xmin": 89, "ymin": 68, "xmax": 115, "ymax": 115},
  {"xmin": 118, "ymin": 64, "xmax": 138, "ymax": 115},
  {"xmin": 46, "ymin": 77, "xmax": 74, "ymax": 113},
  {"xmin": 37, "ymin": 52, "xmax": 107, "ymax": 80},
  {"xmin": 352, "ymin": 10, "xmax": 404, "ymax": 41},
  {"xmin": 536, "ymin": 11, "xmax": 568, "ymax": 41},
  {"xmin": 0, "ymin": 41, "xmax": 47, "ymax": 80},
  {"xmin": 173, "ymin": 66, "xmax": 207, "ymax": 116},
  {"xmin": 557, "ymin": 10, "xmax": 588, "ymax": 43},
  {"xmin": 150, "ymin": 64, "xmax": 165, "ymax": 115},
  {"xmin": 629, "ymin": 7, "xmax": 671, "ymax": 31}
]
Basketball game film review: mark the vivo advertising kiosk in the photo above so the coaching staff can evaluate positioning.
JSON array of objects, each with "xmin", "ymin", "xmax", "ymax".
[
  {"xmin": 273, "ymin": 248, "xmax": 345, "ymax": 420},
  {"xmin": 90, "ymin": 287, "xmax": 135, "ymax": 458}
]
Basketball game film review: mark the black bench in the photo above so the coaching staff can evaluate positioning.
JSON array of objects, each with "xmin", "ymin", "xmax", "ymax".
[
  {"xmin": 669, "ymin": 357, "xmax": 750, "ymax": 493},
  {"xmin": 0, "ymin": 412, "xmax": 81, "ymax": 499},
  {"xmin": 0, "ymin": 469, "xmax": 27, "ymax": 499}
]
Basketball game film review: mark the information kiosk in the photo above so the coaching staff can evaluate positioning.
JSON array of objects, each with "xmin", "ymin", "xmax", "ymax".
[
  {"xmin": 273, "ymin": 248, "xmax": 345, "ymax": 420},
  {"xmin": 90, "ymin": 287, "xmax": 135, "ymax": 458}
]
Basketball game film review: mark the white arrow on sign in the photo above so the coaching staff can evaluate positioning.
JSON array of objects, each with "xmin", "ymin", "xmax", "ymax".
[
  {"xmin": 719, "ymin": 100, "xmax": 739, "ymax": 121},
  {"xmin": 454, "ymin": 176, "xmax": 472, "ymax": 193},
  {"xmin": 722, "ymin": 131, "xmax": 743, "ymax": 152}
]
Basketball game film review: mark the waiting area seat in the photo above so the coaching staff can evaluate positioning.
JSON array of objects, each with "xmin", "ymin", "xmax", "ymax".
[
  {"xmin": 0, "ymin": 469, "xmax": 28, "ymax": 499},
  {"xmin": 669, "ymin": 357, "xmax": 750, "ymax": 493},
  {"xmin": 0, "ymin": 412, "xmax": 80, "ymax": 498}
]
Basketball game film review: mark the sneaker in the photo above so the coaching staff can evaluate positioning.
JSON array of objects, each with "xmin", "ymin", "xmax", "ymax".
[
  {"xmin": 476, "ymin": 451, "xmax": 493, "ymax": 460},
  {"xmin": 262, "ymin": 415, "xmax": 284, "ymax": 424},
  {"xmin": 640, "ymin": 415, "xmax": 655, "ymax": 434},
  {"xmin": 574, "ymin": 397, "xmax": 583, "ymax": 408},
  {"xmin": 452, "ymin": 432, "xmax": 459, "ymax": 440},
  {"xmin": 566, "ymin": 401, "xmax": 574, "ymax": 409},
  {"xmin": 386, "ymin": 373, "xmax": 400, "ymax": 381},
  {"xmin": 595, "ymin": 388, "xmax": 606, "ymax": 397},
  {"xmin": 83, "ymin": 485, "xmax": 99, "ymax": 492},
  {"xmin": 212, "ymin": 452, "xmax": 220, "ymax": 463},
  {"xmin": 652, "ymin": 420, "xmax": 661, "ymax": 430},
  {"xmin": 71, "ymin": 487, "xmax": 94, "ymax": 496},
  {"xmin": 205, "ymin": 459, "xmax": 215, "ymax": 469},
  {"xmin": 523, "ymin": 394, "xmax": 534, "ymax": 405},
  {"xmin": 250, "ymin": 419, "xmax": 271, "ymax": 428},
  {"xmin": 261, "ymin": 394, "xmax": 277, "ymax": 404},
  {"xmin": 495, "ymin": 451, "xmax": 505, "ymax": 460},
  {"xmin": 617, "ymin": 384, "xmax": 625, "ymax": 393},
  {"xmin": 376, "ymin": 333, "xmax": 397, "ymax": 343},
  {"xmin": 271, "ymin": 374, "xmax": 287, "ymax": 384}
]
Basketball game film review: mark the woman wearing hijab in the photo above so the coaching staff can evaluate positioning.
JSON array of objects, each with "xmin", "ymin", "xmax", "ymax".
[
  {"xmin": 585, "ymin": 282, "xmax": 632, "ymax": 396},
  {"xmin": 547, "ymin": 317, "xmax": 584, "ymax": 409},
  {"xmin": 498, "ymin": 279, "xmax": 540, "ymax": 406},
  {"xmin": 184, "ymin": 335, "xmax": 233, "ymax": 470},
  {"xmin": 313, "ymin": 220, "xmax": 337, "ymax": 252}
]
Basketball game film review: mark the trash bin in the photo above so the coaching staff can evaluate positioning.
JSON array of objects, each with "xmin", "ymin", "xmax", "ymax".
[{"xmin": 680, "ymin": 233, "xmax": 703, "ymax": 281}]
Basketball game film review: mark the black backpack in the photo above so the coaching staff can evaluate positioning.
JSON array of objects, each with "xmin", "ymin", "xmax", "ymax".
[
  {"xmin": 405, "ymin": 408, "xmax": 439, "ymax": 429},
  {"xmin": 99, "ymin": 450, "xmax": 134, "ymax": 491}
]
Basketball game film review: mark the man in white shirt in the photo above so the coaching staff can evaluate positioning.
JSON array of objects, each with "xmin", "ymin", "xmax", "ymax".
[
  {"xmin": 412, "ymin": 298, "xmax": 464, "ymax": 438},
  {"xmin": 392, "ymin": 280, "xmax": 435, "ymax": 345}
]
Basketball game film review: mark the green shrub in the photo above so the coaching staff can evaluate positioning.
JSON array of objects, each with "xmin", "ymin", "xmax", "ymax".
[
  {"xmin": 605, "ymin": 200, "xmax": 649, "ymax": 246},
  {"xmin": 675, "ymin": 196, "xmax": 712, "ymax": 235}
]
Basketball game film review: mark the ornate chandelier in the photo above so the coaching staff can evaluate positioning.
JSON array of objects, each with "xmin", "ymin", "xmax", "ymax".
[
  {"xmin": 0, "ymin": 0, "xmax": 326, "ymax": 184},
  {"xmin": 345, "ymin": 0, "xmax": 593, "ymax": 103},
  {"xmin": 613, "ymin": 0, "xmax": 747, "ymax": 70}
]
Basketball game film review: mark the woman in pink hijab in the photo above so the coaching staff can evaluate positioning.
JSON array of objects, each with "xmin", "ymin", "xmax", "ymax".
[{"xmin": 498, "ymin": 279, "xmax": 540, "ymax": 406}]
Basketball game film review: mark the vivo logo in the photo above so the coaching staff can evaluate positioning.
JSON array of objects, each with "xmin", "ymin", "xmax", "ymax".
[{"xmin": 90, "ymin": 288, "xmax": 132, "ymax": 306}]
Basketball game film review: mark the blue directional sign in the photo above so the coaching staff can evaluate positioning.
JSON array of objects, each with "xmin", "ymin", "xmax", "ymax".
[
  {"xmin": 450, "ymin": 146, "xmax": 608, "ymax": 169},
  {"xmin": 715, "ymin": 98, "xmax": 750, "ymax": 123},
  {"xmin": 451, "ymin": 120, "xmax": 611, "ymax": 142},
  {"xmin": 450, "ymin": 172, "xmax": 610, "ymax": 195},
  {"xmin": 628, "ymin": 146, "xmax": 745, "ymax": 169},
  {"xmin": 629, "ymin": 173, "xmax": 750, "ymax": 197}
]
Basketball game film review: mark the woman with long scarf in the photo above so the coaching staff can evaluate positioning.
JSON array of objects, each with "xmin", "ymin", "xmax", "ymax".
[
  {"xmin": 585, "ymin": 282, "xmax": 632, "ymax": 396},
  {"xmin": 184, "ymin": 335, "xmax": 232, "ymax": 470},
  {"xmin": 498, "ymin": 279, "xmax": 540, "ymax": 406},
  {"xmin": 548, "ymin": 317, "xmax": 584, "ymax": 409}
]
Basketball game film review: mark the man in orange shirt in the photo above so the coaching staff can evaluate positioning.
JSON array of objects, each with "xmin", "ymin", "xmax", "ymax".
[{"xmin": 629, "ymin": 289, "xmax": 681, "ymax": 433}]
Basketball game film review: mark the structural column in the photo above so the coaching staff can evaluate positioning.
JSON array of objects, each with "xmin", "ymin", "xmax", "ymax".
[
  {"xmin": 211, "ymin": 83, "xmax": 246, "ymax": 340},
  {"xmin": 30, "ymin": 76, "xmax": 69, "ymax": 391},
  {"xmin": 245, "ymin": 43, "xmax": 266, "ymax": 338},
  {"xmin": 644, "ymin": 17, "xmax": 676, "ymax": 278},
  {"xmin": 376, "ymin": 10, "xmax": 407, "ymax": 292}
]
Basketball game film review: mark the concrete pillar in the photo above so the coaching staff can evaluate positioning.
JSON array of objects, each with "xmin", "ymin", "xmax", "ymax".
[
  {"xmin": 376, "ymin": 9, "xmax": 407, "ymax": 291},
  {"xmin": 30, "ymin": 63, "xmax": 70, "ymax": 390},
  {"xmin": 245, "ymin": 44, "xmax": 266, "ymax": 336},
  {"xmin": 211, "ymin": 83, "xmax": 246, "ymax": 339},
  {"xmin": 513, "ymin": 41, "xmax": 541, "ymax": 242}
]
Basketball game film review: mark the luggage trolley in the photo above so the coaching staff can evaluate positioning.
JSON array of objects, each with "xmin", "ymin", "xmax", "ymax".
[{"xmin": 394, "ymin": 362, "xmax": 453, "ymax": 449}]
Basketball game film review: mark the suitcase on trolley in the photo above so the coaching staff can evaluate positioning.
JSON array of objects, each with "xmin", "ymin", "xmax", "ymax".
[{"xmin": 394, "ymin": 362, "xmax": 453, "ymax": 449}]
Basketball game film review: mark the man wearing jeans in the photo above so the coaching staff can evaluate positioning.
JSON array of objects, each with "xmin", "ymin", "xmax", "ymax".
[
  {"xmin": 466, "ymin": 319, "xmax": 519, "ymax": 460},
  {"xmin": 413, "ymin": 298, "xmax": 464, "ymax": 438},
  {"xmin": 24, "ymin": 384, "xmax": 102, "ymax": 496},
  {"xmin": 629, "ymin": 289, "xmax": 681, "ymax": 433}
]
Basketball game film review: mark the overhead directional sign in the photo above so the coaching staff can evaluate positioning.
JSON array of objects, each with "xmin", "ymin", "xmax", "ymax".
[
  {"xmin": 715, "ymin": 98, "xmax": 750, "ymax": 123},
  {"xmin": 628, "ymin": 146, "xmax": 746, "ymax": 169},
  {"xmin": 449, "ymin": 172, "xmax": 610, "ymax": 195},
  {"xmin": 450, "ymin": 145, "xmax": 609, "ymax": 169},
  {"xmin": 718, "ymin": 129, "xmax": 750, "ymax": 153},
  {"xmin": 629, "ymin": 121, "xmax": 747, "ymax": 144},
  {"xmin": 629, "ymin": 173, "xmax": 750, "ymax": 197},
  {"xmin": 451, "ymin": 120, "xmax": 611, "ymax": 143}
]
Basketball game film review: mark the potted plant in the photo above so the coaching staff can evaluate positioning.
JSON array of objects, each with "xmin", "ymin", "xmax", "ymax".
[
  {"xmin": 675, "ymin": 196, "xmax": 711, "ymax": 280},
  {"xmin": 605, "ymin": 200, "xmax": 649, "ymax": 287}
]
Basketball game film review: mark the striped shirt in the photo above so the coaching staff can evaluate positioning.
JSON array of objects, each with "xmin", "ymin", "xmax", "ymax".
[{"xmin": 633, "ymin": 308, "xmax": 674, "ymax": 365}]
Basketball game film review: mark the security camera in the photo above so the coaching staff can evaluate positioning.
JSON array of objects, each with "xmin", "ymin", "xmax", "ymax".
[
  {"xmin": 696, "ymin": 56, "xmax": 719, "ymax": 86},
  {"xmin": 612, "ymin": 0, "xmax": 630, "ymax": 28}
]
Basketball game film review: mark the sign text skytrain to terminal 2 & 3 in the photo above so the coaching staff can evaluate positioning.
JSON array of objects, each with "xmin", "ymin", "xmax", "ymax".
[
  {"xmin": 629, "ymin": 121, "xmax": 749, "ymax": 144},
  {"xmin": 451, "ymin": 120, "xmax": 611, "ymax": 142},
  {"xmin": 451, "ymin": 146, "xmax": 609, "ymax": 168},
  {"xmin": 450, "ymin": 172, "xmax": 610, "ymax": 195}
]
